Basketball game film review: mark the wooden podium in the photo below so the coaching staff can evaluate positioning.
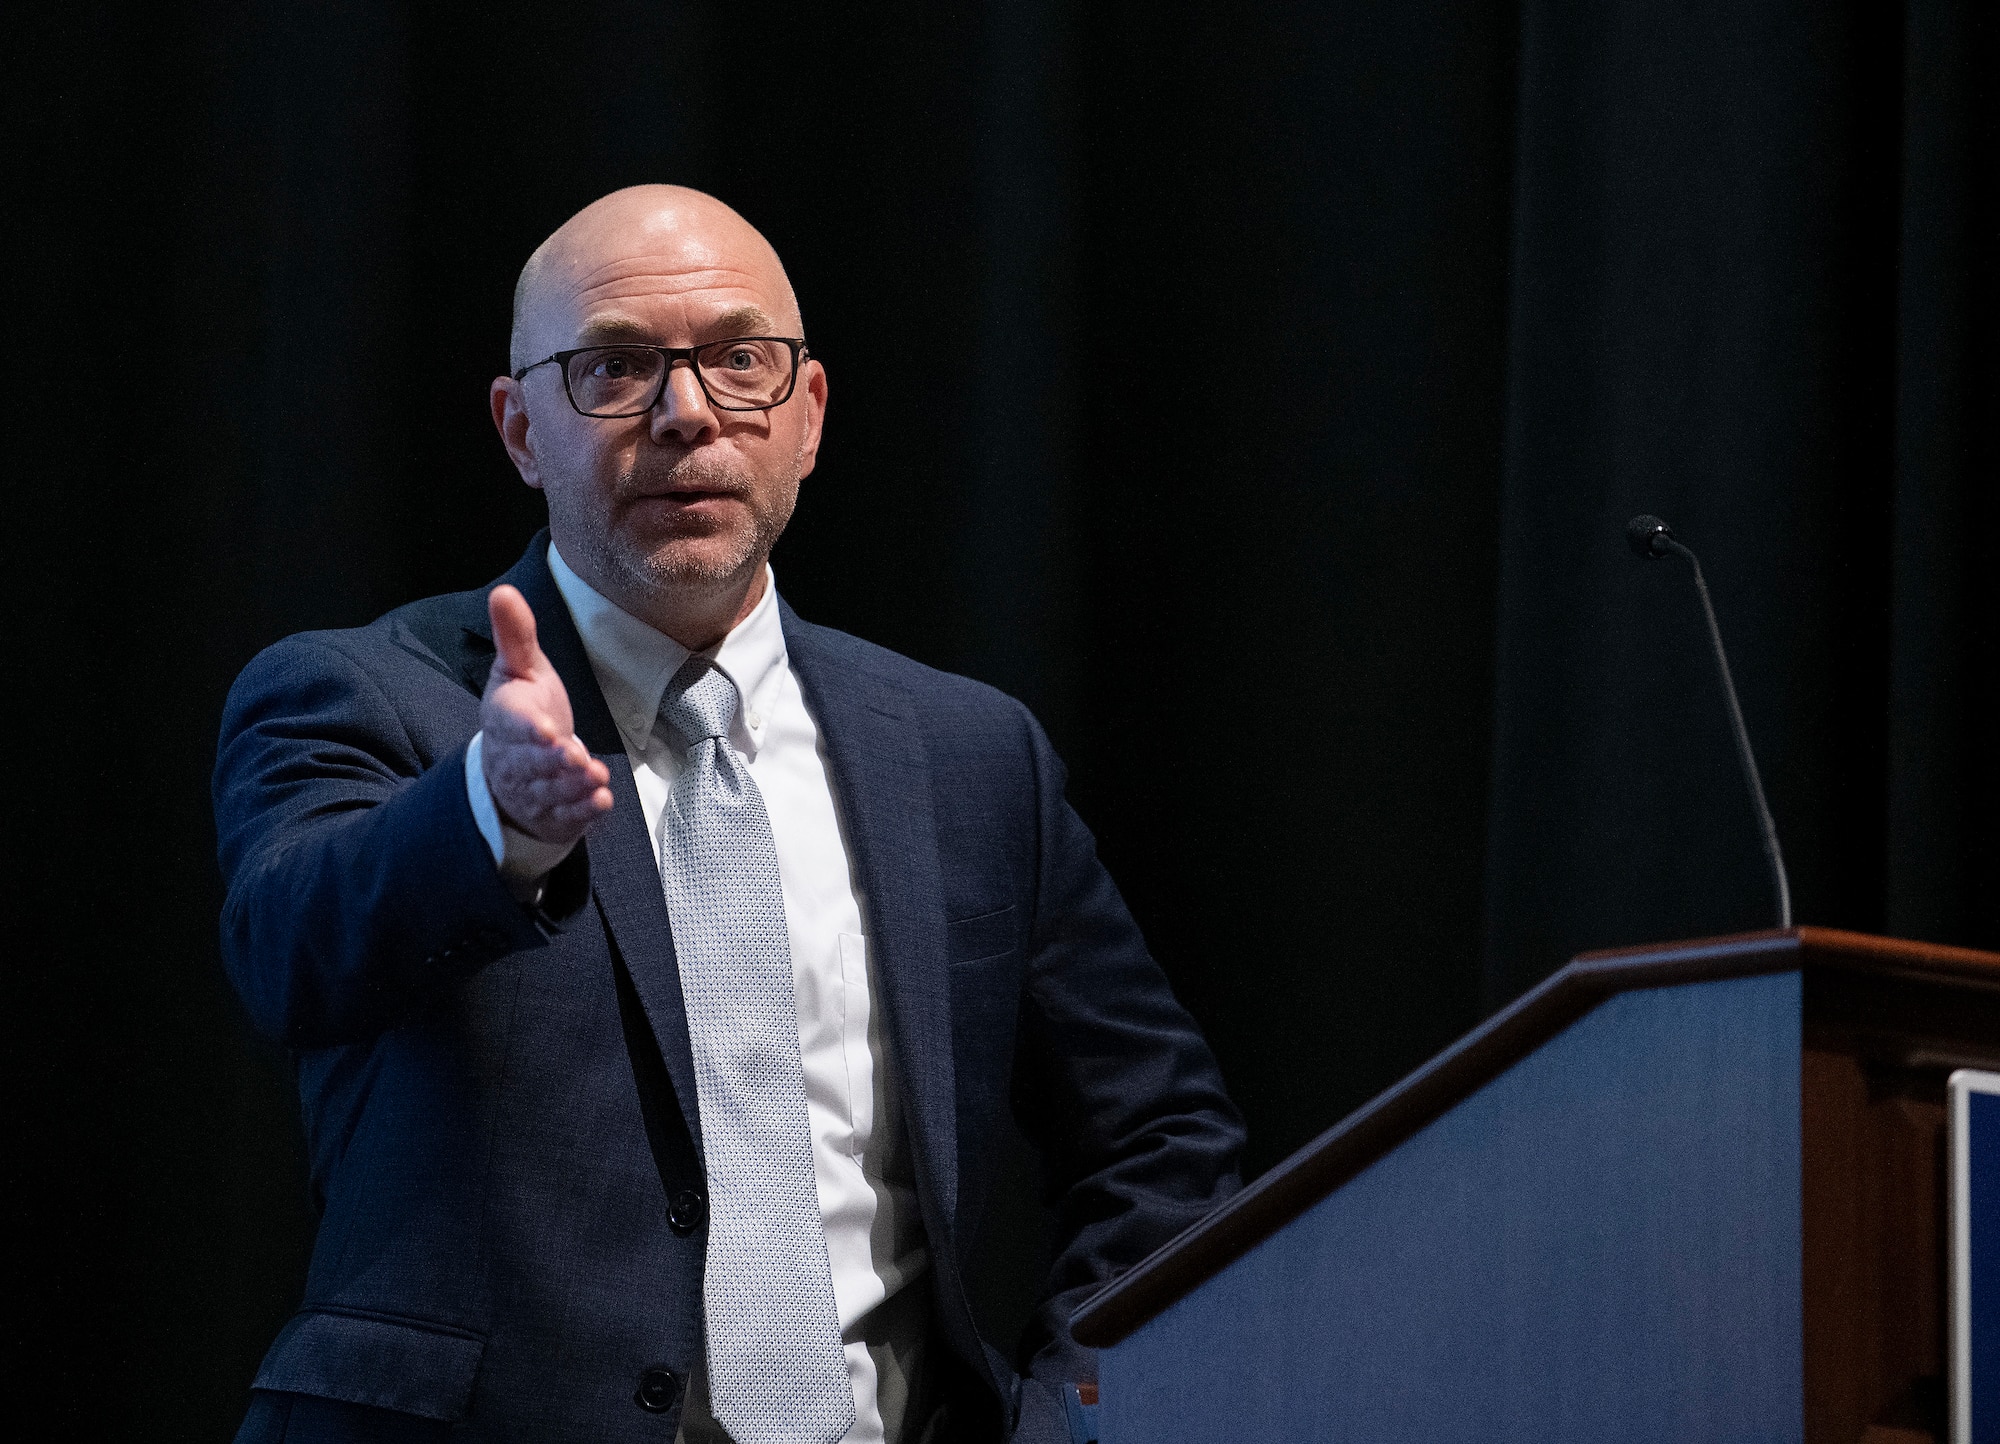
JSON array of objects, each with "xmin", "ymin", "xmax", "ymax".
[{"xmin": 1069, "ymin": 928, "xmax": 2000, "ymax": 1444}]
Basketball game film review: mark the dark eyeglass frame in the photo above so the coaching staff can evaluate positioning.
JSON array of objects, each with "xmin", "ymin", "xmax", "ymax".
[{"xmin": 512, "ymin": 337, "xmax": 811, "ymax": 417}]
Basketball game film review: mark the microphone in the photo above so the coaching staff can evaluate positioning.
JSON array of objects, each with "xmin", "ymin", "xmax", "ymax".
[{"xmin": 1625, "ymin": 515, "xmax": 1793, "ymax": 929}]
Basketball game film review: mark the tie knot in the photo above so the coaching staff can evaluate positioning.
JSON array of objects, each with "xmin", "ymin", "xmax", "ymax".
[{"xmin": 659, "ymin": 658, "xmax": 740, "ymax": 750}]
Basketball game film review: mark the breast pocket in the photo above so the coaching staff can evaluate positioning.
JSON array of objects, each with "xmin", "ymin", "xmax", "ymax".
[{"xmin": 946, "ymin": 904, "xmax": 1019, "ymax": 968}]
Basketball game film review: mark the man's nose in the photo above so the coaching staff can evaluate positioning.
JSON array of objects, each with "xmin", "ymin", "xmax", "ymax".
[{"xmin": 649, "ymin": 360, "xmax": 720, "ymax": 447}]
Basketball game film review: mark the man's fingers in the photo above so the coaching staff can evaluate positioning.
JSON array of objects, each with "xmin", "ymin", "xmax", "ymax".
[
  {"xmin": 491, "ymin": 715, "xmax": 570, "ymax": 756},
  {"xmin": 488, "ymin": 585, "xmax": 544, "ymax": 681},
  {"xmin": 560, "ymin": 735, "xmax": 610, "ymax": 782},
  {"xmin": 523, "ymin": 766, "xmax": 602, "ymax": 808},
  {"xmin": 484, "ymin": 729, "xmax": 614, "ymax": 842},
  {"xmin": 537, "ymin": 751, "xmax": 610, "ymax": 790},
  {"xmin": 547, "ymin": 788, "xmax": 616, "ymax": 829},
  {"xmin": 484, "ymin": 696, "xmax": 563, "ymax": 747},
  {"xmin": 488, "ymin": 733, "xmax": 607, "ymax": 783},
  {"xmin": 483, "ymin": 727, "xmax": 613, "ymax": 846}
]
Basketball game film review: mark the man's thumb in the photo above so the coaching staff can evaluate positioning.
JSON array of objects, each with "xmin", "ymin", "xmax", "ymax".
[{"xmin": 488, "ymin": 585, "xmax": 543, "ymax": 679}]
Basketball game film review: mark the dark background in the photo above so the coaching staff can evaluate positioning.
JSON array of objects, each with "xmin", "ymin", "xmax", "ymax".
[{"xmin": 7, "ymin": 0, "xmax": 1995, "ymax": 1434}]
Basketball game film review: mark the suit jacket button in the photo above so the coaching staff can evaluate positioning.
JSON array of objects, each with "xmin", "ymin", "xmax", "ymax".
[
  {"xmin": 668, "ymin": 1190, "xmax": 706, "ymax": 1235},
  {"xmin": 635, "ymin": 1366, "xmax": 682, "ymax": 1413}
]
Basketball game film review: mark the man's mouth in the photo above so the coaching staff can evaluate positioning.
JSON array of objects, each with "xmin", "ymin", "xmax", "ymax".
[{"xmin": 650, "ymin": 486, "xmax": 738, "ymax": 505}]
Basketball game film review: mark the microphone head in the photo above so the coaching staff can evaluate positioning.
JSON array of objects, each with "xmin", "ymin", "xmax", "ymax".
[{"xmin": 1626, "ymin": 514, "xmax": 1675, "ymax": 560}]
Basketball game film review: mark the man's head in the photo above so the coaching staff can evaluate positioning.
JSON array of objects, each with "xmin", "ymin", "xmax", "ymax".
[{"xmin": 490, "ymin": 185, "xmax": 825, "ymax": 646}]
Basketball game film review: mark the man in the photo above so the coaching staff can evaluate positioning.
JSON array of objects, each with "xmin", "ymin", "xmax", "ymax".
[{"xmin": 215, "ymin": 185, "xmax": 1243, "ymax": 1444}]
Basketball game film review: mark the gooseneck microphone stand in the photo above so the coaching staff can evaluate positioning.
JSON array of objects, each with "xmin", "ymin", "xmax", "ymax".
[{"xmin": 1626, "ymin": 514, "xmax": 1793, "ymax": 930}]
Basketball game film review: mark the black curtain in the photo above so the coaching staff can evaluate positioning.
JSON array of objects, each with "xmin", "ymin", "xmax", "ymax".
[
  {"xmin": 8, "ymin": 1, "xmax": 1993, "ymax": 1434},
  {"xmin": 1482, "ymin": 0, "xmax": 2000, "ymax": 1002}
]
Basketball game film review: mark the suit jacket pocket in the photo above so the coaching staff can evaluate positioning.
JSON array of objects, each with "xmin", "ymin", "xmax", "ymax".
[
  {"xmin": 251, "ymin": 1307, "xmax": 486, "ymax": 1421},
  {"xmin": 946, "ymin": 905, "xmax": 1019, "ymax": 968}
]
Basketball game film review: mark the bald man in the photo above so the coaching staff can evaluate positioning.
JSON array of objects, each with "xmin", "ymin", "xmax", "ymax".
[{"xmin": 214, "ymin": 186, "xmax": 1243, "ymax": 1444}]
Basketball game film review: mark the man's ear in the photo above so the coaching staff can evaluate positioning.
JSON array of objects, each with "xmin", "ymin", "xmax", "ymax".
[
  {"xmin": 490, "ymin": 377, "xmax": 545, "ymax": 490},
  {"xmin": 795, "ymin": 359, "xmax": 828, "ymax": 480}
]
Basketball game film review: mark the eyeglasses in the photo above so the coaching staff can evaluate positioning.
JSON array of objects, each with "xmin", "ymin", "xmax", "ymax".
[{"xmin": 513, "ymin": 337, "xmax": 809, "ymax": 417}]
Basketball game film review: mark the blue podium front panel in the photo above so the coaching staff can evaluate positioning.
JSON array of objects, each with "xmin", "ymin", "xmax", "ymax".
[{"xmin": 1101, "ymin": 971, "xmax": 1803, "ymax": 1444}]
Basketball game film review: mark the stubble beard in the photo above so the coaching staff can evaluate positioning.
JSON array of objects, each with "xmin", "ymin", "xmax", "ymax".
[{"xmin": 562, "ymin": 445, "xmax": 802, "ymax": 609}]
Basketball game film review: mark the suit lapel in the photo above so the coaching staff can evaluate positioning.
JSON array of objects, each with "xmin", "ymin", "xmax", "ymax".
[
  {"xmin": 781, "ymin": 604, "xmax": 959, "ymax": 1228},
  {"xmin": 468, "ymin": 534, "xmax": 705, "ymax": 1154}
]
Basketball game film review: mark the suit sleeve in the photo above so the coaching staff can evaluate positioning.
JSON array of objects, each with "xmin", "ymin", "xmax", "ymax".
[
  {"xmin": 213, "ymin": 634, "xmax": 587, "ymax": 1047},
  {"xmin": 1006, "ymin": 708, "xmax": 1246, "ymax": 1394}
]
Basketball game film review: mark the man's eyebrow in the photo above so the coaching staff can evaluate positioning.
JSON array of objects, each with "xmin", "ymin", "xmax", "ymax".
[
  {"xmin": 573, "ymin": 315, "xmax": 657, "ymax": 345},
  {"xmin": 571, "ymin": 307, "xmax": 785, "ymax": 347},
  {"xmin": 709, "ymin": 305, "xmax": 779, "ymax": 336}
]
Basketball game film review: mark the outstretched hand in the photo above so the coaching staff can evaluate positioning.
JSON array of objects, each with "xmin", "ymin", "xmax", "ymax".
[{"xmin": 481, "ymin": 585, "xmax": 614, "ymax": 845}]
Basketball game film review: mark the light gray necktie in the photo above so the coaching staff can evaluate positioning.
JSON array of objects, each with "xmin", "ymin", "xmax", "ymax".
[{"xmin": 656, "ymin": 657, "xmax": 854, "ymax": 1444}]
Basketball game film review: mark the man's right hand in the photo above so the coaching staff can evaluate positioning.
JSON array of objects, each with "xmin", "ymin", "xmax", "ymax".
[{"xmin": 481, "ymin": 585, "xmax": 614, "ymax": 846}]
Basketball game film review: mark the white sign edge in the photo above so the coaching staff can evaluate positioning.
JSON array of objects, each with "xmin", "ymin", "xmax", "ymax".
[{"xmin": 1948, "ymin": 1068, "xmax": 2000, "ymax": 1444}]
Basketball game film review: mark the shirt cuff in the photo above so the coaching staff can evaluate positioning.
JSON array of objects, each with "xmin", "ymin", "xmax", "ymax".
[{"xmin": 465, "ymin": 731, "xmax": 580, "ymax": 903}]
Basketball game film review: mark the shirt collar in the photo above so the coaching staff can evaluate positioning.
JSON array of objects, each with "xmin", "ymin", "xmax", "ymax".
[{"xmin": 545, "ymin": 541, "xmax": 787, "ymax": 757}]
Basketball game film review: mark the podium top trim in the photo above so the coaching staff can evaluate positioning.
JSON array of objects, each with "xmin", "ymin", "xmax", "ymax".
[{"xmin": 1069, "ymin": 926, "xmax": 2000, "ymax": 1348}]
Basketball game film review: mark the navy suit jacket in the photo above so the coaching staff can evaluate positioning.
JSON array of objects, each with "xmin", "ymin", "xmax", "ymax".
[{"xmin": 214, "ymin": 533, "xmax": 1243, "ymax": 1442}]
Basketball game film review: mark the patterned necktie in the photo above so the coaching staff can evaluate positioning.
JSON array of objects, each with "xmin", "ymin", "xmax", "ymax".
[{"xmin": 656, "ymin": 657, "xmax": 854, "ymax": 1444}]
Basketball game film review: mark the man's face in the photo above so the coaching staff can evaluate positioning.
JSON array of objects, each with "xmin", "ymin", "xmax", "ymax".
[{"xmin": 493, "ymin": 198, "xmax": 826, "ymax": 611}]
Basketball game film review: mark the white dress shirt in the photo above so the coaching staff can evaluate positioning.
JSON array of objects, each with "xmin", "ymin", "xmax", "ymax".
[{"xmin": 464, "ymin": 544, "xmax": 930, "ymax": 1442}]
